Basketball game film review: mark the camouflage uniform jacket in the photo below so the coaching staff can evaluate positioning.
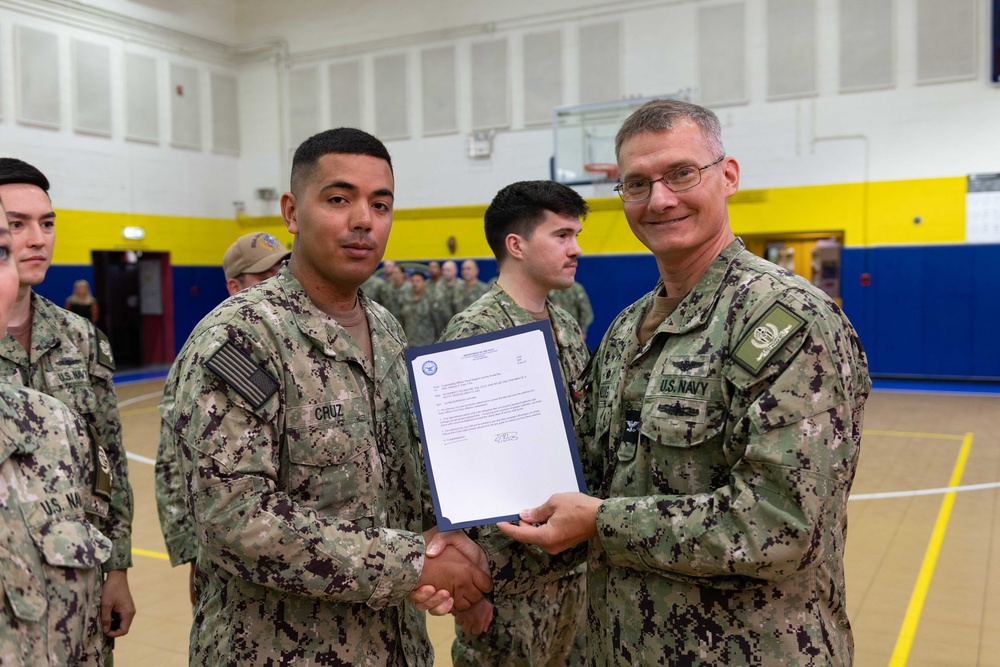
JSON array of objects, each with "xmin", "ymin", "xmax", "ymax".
[
  {"xmin": 0, "ymin": 292, "xmax": 132, "ymax": 572},
  {"xmin": 0, "ymin": 383, "xmax": 112, "ymax": 666},
  {"xmin": 548, "ymin": 282, "xmax": 594, "ymax": 334},
  {"xmin": 361, "ymin": 274, "xmax": 385, "ymax": 305},
  {"xmin": 162, "ymin": 265, "xmax": 435, "ymax": 666},
  {"xmin": 154, "ymin": 362, "xmax": 195, "ymax": 566},
  {"xmin": 428, "ymin": 280, "xmax": 458, "ymax": 338},
  {"xmin": 451, "ymin": 280, "xmax": 489, "ymax": 315},
  {"xmin": 380, "ymin": 281, "xmax": 411, "ymax": 319},
  {"xmin": 397, "ymin": 291, "xmax": 436, "ymax": 348},
  {"xmin": 441, "ymin": 283, "xmax": 590, "ymax": 666},
  {"xmin": 487, "ymin": 239, "xmax": 870, "ymax": 666}
]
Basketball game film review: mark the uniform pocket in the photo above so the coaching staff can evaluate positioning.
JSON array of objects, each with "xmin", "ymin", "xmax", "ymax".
[
  {"xmin": 284, "ymin": 398, "xmax": 377, "ymax": 519},
  {"xmin": 32, "ymin": 520, "xmax": 112, "ymax": 569},
  {"xmin": 640, "ymin": 397, "xmax": 727, "ymax": 449},
  {"xmin": 47, "ymin": 379, "xmax": 99, "ymax": 418}
]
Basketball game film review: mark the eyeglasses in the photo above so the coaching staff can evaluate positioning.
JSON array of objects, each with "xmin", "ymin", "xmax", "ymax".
[{"xmin": 614, "ymin": 155, "xmax": 726, "ymax": 202}]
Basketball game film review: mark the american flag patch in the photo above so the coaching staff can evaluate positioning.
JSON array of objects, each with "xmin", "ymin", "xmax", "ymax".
[{"xmin": 205, "ymin": 342, "xmax": 279, "ymax": 409}]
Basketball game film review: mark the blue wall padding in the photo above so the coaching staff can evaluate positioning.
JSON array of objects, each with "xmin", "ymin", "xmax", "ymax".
[
  {"xmin": 171, "ymin": 266, "xmax": 231, "ymax": 353},
  {"xmin": 38, "ymin": 244, "xmax": 1000, "ymax": 379},
  {"xmin": 853, "ymin": 244, "xmax": 1000, "ymax": 380}
]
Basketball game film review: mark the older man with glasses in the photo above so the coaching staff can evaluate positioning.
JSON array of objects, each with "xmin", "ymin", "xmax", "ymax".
[{"xmin": 424, "ymin": 99, "xmax": 871, "ymax": 666}]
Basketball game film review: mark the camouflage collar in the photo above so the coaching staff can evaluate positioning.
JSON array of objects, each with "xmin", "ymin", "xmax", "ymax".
[
  {"xmin": 276, "ymin": 268, "xmax": 367, "ymax": 362},
  {"xmin": 487, "ymin": 283, "xmax": 537, "ymax": 328},
  {"xmin": 640, "ymin": 237, "xmax": 747, "ymax": 338},
  {"xmin": 488, "ymin": 282, "xmax": 580, "ymax": 357},
  {"xmin": 276, "ymin": 267, "xmax": 403, "ymax": 381}
]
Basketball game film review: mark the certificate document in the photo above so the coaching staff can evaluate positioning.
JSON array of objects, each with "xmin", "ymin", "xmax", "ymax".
[{"xmin": 406, "ymin": 320, "xmax": 586, "ymax": 530}]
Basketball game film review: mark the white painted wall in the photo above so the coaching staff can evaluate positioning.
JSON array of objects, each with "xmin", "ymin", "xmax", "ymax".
[
  {"xmin": 0, "ymin": 2, "xmax": 239, "ymax": 216},
  {"xmin": 1, "ymin": 0, "xmax": 998, "ymax": 217},
  {"xmin": 76, "ymin": 0, "xmax": 238, "ymax": 44},
  {"xmin": 231, "ymin": 0, "xmax": 1000, "ymax": 208}
]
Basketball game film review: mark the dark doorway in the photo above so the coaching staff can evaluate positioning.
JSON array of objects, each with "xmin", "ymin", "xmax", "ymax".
[{"xmin": 92, "ymin": 251, "xmax": 174, "ymax": 370}]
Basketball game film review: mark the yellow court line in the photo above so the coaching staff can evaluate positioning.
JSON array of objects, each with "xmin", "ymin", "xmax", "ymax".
[
  {"xmin": 888, "ymin": 431, "xmax": 973, "ymax": 667},
  {"xmin": 132, "ymin": 547, "xmax": 170, "ymax": 561},
  {"xmin": 863, "ymin": 429, "xmax": 966, "ymax": 441}
]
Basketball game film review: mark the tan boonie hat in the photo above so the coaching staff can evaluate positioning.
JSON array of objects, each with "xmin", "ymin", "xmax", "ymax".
[{"xmin": 223, "ymin": 232, "xmax": 290, "ymax": 279}]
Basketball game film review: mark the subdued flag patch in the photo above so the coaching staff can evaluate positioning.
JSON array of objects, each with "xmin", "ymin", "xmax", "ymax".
[{"xmin": 205, "ymin": 342, "xmax": 279, "ymax": 410}]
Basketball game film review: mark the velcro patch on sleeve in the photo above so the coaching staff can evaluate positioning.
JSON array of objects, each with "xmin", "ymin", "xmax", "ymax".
[
  {"xmin": 732, "ymin": 302, "xmax": 806, "ymax": 376},
  {"xmin": 87, "ymin": 422, "xmax": 113, "ymax": 502},
  {"xmin": 205, "ymin": 342, "xmax": 279, "ymax": 410},
  {"xmin": 95, "ymin": 329, "xmax": 115, "ymax": 371}
]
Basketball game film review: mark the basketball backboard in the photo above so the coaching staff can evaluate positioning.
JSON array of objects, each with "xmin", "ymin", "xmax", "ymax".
[{"xmin": 551, "ymin": 96, "xmax": 677, "ymax": 186}]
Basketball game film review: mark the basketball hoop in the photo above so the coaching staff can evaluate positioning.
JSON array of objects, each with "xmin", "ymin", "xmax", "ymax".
[{"xmin": 584, "ymin": 162, "xmax": 619, "ymax": 183}]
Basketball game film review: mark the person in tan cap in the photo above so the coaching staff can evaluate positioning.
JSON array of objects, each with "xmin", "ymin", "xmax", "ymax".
[{"xmin": 222, "ymin": 232, "xmax": 291, "ymax": 296}]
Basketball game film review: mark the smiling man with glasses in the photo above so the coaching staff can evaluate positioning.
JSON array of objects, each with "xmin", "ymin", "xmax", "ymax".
[{"xmin": 448, "ymin": 99, "xmax": 873, "ymax": 665}]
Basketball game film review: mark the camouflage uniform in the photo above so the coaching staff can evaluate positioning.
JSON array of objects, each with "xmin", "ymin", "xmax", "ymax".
[
  {"xmin": 451, "ymin": 280, "xmax": 489, "ymax": 315},
  {"xmin": 0, "ymin": 293, "xmax": 132, "ymax": 574},
  {"xmin": 361, "ymin": 274, "xmax": 385, "ymax": 305},
  {"xmin": 397, "ymin": 290, "xmax": 436, "ymax": 348},
  {"xmin": 380, "ymin": 281, "xmax": 410, "ymax": 319},
  {"xmin": 154, "ymin": 363, "xmax": 196, "ymax": 567},
  {"xmin": 160, "ymin": 265, "xmax": 435, "ymax": 666},
  {"xmin": 428, "ymin": 280, "xmax": 458, "ymax": 338},
  {"xmin": 487, "ymin": 240, "xmax": 870, "ymax": 666},
  {"xmin": 440, "ymin": 283, "xmax": 589, "ymax": 667},
  {"xmin": 0, "ymin": 382, "xmax": 113, "ymax": 666},
  {"xmin": 548, "ymin": 282, "xmax": 594, "ymax": 335}
]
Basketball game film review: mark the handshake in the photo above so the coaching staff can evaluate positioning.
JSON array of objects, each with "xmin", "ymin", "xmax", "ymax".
[{"xmin": 407, "ymin": 528, "xmax": 495, "ymax": 635}]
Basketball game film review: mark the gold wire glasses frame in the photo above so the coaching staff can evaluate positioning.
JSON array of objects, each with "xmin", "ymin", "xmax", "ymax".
[{"xmin": 614, "ymin": 155, "xmax": 726, "ymax": 202}]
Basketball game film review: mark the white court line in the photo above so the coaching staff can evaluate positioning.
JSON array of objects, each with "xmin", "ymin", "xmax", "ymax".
[
  {"xmin": 127, "ymin": 452, "xmax": 156, "ymax": 466},
  {"xmin": 117, "ymin": 449, "xmax": 1000, "ymax": 502},
  {"xmin": 119, "ymin": 391, "xmax": 162, "ymax": 466},
  {"xmin": 118, "ymin": 391, "xmax": 162, "ymax": 408},
  {"xmin": 850, "ymin": 481, "xmax": 1000, "ymax": 501},
  {"xmin": 118, "ymin": 403, "xmax": 1000, "ymax": 499}
]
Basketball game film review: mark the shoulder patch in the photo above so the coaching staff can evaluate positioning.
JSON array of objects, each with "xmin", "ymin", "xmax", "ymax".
[
  {"xmin": 732, "ymin": 302, "xmax": 807, "ymax": 375},
  {"xmin": 95, "ymin": 329, "xmax": 115, "ymax": 370},
  {"xmin": 205, "ymin": 342, "xmax": 279, "ymax": 410},
  {"xmin": 87, "ymin": 422, "xmax": 113, "ymax": 501}
]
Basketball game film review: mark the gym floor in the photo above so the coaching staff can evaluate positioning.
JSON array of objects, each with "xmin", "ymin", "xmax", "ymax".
[{"xmin": 113, "ymin": 379, "xmax": 1000, "ymax": 666}]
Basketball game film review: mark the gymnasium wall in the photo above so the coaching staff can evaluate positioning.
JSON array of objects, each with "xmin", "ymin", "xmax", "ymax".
[
  {"xmin": 5, "ymin": 0, "xmax": 1000, "ymax": 380},
  {"xmin": 31, "ymin": 173, "xmax": 1000, "ymax": 380}
]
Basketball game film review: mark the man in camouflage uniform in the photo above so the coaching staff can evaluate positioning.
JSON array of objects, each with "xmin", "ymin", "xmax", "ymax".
[
  {"xmin": 0, "ymin": 385, "xmax": 113, "ymax": 667},
  {"xmin": 427, "ymin": 260, "xmax": 442, "ymax": 290},
  {"xmin": 221, "ymin": 231, "xmax": 290, "ymax": 297},
  {"xmin": 160, "ymin": 128, "xmax": 490, "ymax": 666},
  {"xmin": 380, "ymin": 260, "xmax": 411, "ymax": 319},
  {"xmin": 361, "ymin": 270, "xmax": 385, "ymax": 304},
  {"xmin": 0, "ymin": 159, "xmax": 135, "ymax": 657},
  {"xmin": 397, "ymin": 269, "xmax": 436, "ymax": 347},
  {"xmin": 0, "ymin": 202, "xmax": 112, "ymax": 666},
  {"xmin": 429, "ymin": 259, "xmax": 459, "ymax": 337},
  {"xmin": 155, "ymin": 231, "xmax": 290, "ymax": 605},
  {"xmin": 429, "ymin": 100, "xmax": 870, "ymax": 665},
  {"xmin": 439, "ymin": 180, "xmax": 591, "ymax": 667},
  {"xmin": 452, "ymin": 259, "xmax": 488, "ymax": 314},
  {"xmin": 548, "ymin": 281, "xmax": 594, "ymax": 341}
]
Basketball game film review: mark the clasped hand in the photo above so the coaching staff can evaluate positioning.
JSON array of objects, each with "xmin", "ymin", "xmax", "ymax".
[{"xmin": 408, "ymin": 528, "xmax": 492, "ymax": 614}]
